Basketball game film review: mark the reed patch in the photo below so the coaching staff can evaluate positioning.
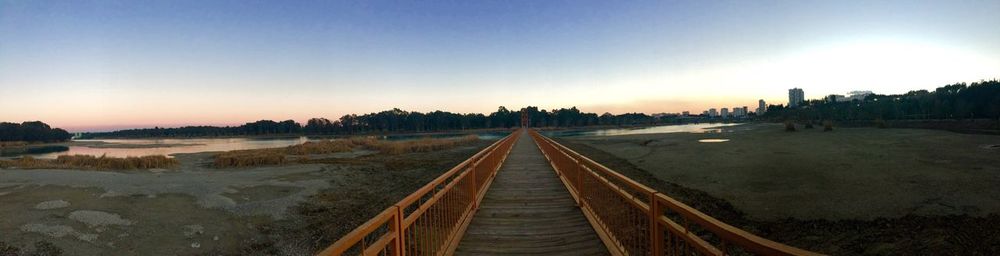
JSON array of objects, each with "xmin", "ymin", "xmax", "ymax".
[
  {"xmin": 0, "ymin": 154, "xmax": 178, "ymax": 170},
  {"xmin": 212, "ymin": 135, "xmax": 480, "ymax": 168}
]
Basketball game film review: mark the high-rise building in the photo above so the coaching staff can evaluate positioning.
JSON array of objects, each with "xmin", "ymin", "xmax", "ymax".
[
  {"xmin": 757, "ymin": 99, "xmax": 766, "ymax": 114},
  {"xmin": 741, "ymin": 106, "xmax": 748, "ymax": 117},
  {"xmin": 788, "ymin": 88, "xmax": 805, "ymax": 107},
  {"xmin": 721, "ymin": 108, "xmax": 729, "ymax": 117},
  {"xmin": 708, "ymin": 108, "xmax": 718, "ymax": 117}
]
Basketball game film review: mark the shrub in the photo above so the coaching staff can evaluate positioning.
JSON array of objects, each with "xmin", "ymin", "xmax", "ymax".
[
  {"xmin": 823, "ymin": 120, "xmax": 834, "ymax": 131},
  {"xmin": 804, "ymin": 122, "xmax": 814, "ymax": 129},
  {"xmin": 784, "ymin": 121, "xmax": 796, "ymax": 132}
]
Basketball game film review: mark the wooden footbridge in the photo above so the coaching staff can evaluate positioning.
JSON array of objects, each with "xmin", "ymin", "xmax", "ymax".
[{"xmin": 319, "ymin": 129, "xmax": 821, "ymax": 256}]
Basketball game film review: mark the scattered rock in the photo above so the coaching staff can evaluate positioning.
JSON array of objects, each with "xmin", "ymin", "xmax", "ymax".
[
  {"xmin": 190, "ymin": 242, "xmax": 201, "ymax": 249},
  {"xmin": 20, "ymin": 223, "xmax": 99, "ymax": 242},
  {"xmin": 34, "ymin": 200, "xmax": 70, "ymax": 210},
  {"xmin": 183, "ymin": 224, "xmax": 204, "ymax": 237},
  {"xmin": 69, "ymin": 210, "xmax": 134, "ymax": 227}
]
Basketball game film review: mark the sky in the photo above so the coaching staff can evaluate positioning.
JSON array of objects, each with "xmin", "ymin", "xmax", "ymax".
[{"xmin": 1, "ymin": 0, "xmax": 999, "ymax": 132}]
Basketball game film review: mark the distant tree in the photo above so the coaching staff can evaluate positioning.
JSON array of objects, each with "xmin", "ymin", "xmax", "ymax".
[{"xmin": 0, "ymin": 121, "xmax": 72, "ymax": 143}]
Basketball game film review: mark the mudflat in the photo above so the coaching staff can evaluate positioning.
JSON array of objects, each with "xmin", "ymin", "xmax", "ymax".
[{"xmin": 564, "ymin": 123, "xmax": 1000, "ymax": 220}]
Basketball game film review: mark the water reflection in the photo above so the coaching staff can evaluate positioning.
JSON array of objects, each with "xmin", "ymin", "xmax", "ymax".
[
  {"xmin": 3, "ymin": 131, "xmax": 510, "ymax": 159},
  {"xmin": 0, "ymin": 145, "xmax": 70, "ymax": 156},
  {"xmin": 698, "ymin": 139, "xmax": 730, "ymax": 143},
  {"xmin": 543, "ymin": 123, "xmax": 743, "ymax": 137}
]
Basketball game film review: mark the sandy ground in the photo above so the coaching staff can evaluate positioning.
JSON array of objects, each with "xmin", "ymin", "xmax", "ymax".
[
  {"xmin": 0, "ymin": 142, "xmax": 489, "ymax": 255},
  {"xmin": 565, "ymin": 123, "xmax": 1000, "ymax": 221}
]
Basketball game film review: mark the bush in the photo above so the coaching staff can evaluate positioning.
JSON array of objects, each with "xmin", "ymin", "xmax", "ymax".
[
  {"xmin": 784, "ymin": 121, "xmax": 796, "ymax": 132},
  {"xmin": 804, "ymin": 122, "xmax": 814, "ymax": 129},
  {"xmin": 823, "ymin": 120, "xmax": 834, "ymax": 131}
]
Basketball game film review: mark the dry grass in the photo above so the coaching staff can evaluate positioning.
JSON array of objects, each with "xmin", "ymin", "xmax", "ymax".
[
  {"xmin": 368, "ymin": 135, "xmax": 479, "ymax": 155},
  {"xmin": 212, "ymin": 135, "xmax": 480, "ymax": 168},
  {"xmin": 284, "ymin": 140, "xmax": 355, "ymax": 155},
  {"xmin": 0, "ymin": 154, "xmax": 178, "ymax": 170},
  {"xmin": 213, "ymin": 139, "xmax": 363, "ymax": 168},
  {"xmin": 213, "ymin": 150, "xmax": 286, "ymax": 168}
]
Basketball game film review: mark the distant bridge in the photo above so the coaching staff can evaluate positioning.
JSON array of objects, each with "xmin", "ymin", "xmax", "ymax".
[{"xmin": 318, "ymin": 129, "xmax": 821, "ymax": 256}]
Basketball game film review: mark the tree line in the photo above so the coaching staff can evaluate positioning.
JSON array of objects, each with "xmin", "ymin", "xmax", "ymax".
[
  {"xmin": 762, "ymin": 80, "xmax": 1000, "ymax": 121},
  {"xmin": 0, "ymin": 121, "xmax": 73, "ymax": 143},
  {"xmin": 84, "ymin": 106, "xmax": 661, "ymax": 138}
]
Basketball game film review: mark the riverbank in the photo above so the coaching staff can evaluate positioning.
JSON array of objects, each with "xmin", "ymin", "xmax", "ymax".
[
  {"xmin": 558, "ymin": 123, "xmax": 1000, "ymax": 254},
  {"xmin": 0, "ymin": 139, "xmax": 494, "ymax": 255}
]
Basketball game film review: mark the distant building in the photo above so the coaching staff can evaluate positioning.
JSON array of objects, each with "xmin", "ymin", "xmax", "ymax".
[
  {"xmin": 788, "ymin": 88, "xmax": 805, "ymax": 107},
  {"xmin": 757, "ymin": 99, "xmax": 766, "ymax": 114},
  {"xmin": 721, "ymin": 108, "xmax": 729, "ymax": 117},
  {"xmin": 826, "ymin": 94, "xmax": 845, "ymax": 102},
  {"xmin": 708, "ymin": 108, "xmax": 718, "ymax": 117},
  {"xmin": 741, "ymin": 106, "xmax": 748, "ymax": 117},
  {"xmin": 682, "ymin": 111, "xmax": 690, "ymax": 116},
  {"xmin": 847, "ymin": 90, "xmax": 873, "ymax": 101}
]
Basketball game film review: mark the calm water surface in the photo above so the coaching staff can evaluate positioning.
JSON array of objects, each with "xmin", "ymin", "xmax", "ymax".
[
  {"xmin": 3, "ymin": 131, "xmax": 511, "ymax": 159},
  {"xmin": 543, "ymin": 123, "xmax": 744, "ymax": 137}
]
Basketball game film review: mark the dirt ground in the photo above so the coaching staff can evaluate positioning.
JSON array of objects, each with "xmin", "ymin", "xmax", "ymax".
[
  {"xmin": 0, "ymin": 141, "xmax": 492, "ymax": 256},
  {"xmin": 559, "ymin": 123, "xmax": 1000, "ymax": 254}
]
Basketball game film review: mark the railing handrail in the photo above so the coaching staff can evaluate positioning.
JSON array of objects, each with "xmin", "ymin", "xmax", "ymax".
[
  {"xmin": 319, "ymin": 129, "xmax": 522, "ymax": 256},
  {"xmin": 529, "ymin": 129, "xmax": 821, "ymax": 256}
]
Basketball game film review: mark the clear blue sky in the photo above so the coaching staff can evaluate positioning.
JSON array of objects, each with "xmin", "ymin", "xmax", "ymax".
[{"xmin": 1, "ymin": 0, "xmax": 998, "ymax": 131}]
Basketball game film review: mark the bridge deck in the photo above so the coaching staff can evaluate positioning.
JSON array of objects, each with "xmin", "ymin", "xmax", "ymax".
[{"xmin": 455, "ymin": 131, "xmax": 608, "ymax": 255}]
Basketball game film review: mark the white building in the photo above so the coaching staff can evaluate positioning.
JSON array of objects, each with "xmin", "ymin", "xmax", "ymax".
[
  {"xmin": 757, "ymin": 99, "xmax": 767, "ymax": 114},
  {"xmin": 847, "ymin": 90, "xmax": 873, "ymax": 101},
  {"xmin": 721, "ymin": 108, "xmax": 729, "ymax": 117},
  {"xmin": 788, "ymin": 88, "xmax": 805, "ymax": 107},
  {"xmin": 708, "ymin": 108, "xmax": 718, "ymax": 117}
]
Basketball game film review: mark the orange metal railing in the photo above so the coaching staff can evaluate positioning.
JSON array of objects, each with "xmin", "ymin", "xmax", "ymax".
[
  {"xmin": 529, "ymin": 129, "xmax": 822, "ymax": 256},
  {"xmin": 318, "ymin": 129, "xmax": 521, "ymax": 256}
]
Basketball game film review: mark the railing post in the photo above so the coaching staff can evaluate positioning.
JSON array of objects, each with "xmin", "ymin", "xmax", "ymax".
[
  {"xmin": 578, "ymin": 163, "xmax": 585, "ymax": 207},
  {"xmin": 650, "ymin": 193, "xmax": 662, "ymax": 256},
  {"xmin": 394, "ymin": 205, "xmax": 405, "ymax": 256},
  {"xmin": 469, "ymin": 164, "xmax": 478, "ymax": 209}
]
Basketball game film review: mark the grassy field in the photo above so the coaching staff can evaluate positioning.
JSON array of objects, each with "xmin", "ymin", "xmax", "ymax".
[
  {"xmin": 567, "ymin": 123, "xmax": 1000, "ymax": 220},
  {"xmin": 561, "ymin": 123, "xmax": 1000, "ymax": 254}
]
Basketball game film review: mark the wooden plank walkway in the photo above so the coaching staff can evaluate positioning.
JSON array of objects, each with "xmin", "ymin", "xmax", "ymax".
[{"xmin": 455, "ymin": 131, "xmax": 608, "ymax": 255}]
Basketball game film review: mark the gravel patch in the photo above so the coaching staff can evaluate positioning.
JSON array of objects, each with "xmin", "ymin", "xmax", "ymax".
[
  {"xmin": 34, "ymin": 200, "xmax": 70, "ymax": 210},
  {"xmin": 69, "ymin": 210, "xmax": 134, "ymax": 227},
  {"xmin": 183, "ymin": 224, "xmax": 204, "ymax": 237},
  {"xmin": 20, "ymin": 223, "xmax": 98, "ymax": 242},
  {"xmin": 0, "ymin": 164, "xmax": 332, "ymax": 219}
]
